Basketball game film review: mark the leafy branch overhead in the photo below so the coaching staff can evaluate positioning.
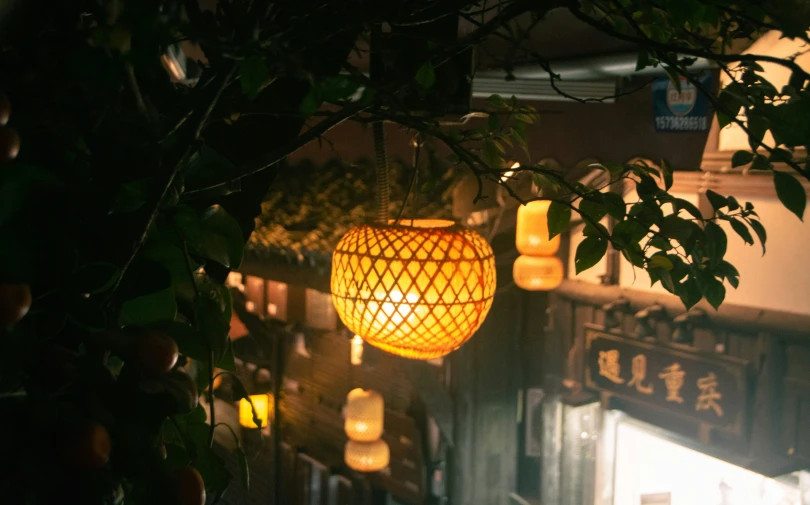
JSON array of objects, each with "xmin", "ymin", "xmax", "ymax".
[{"xmin": 0, "ymin": 0, "xmax": 808, "ymax": 503}]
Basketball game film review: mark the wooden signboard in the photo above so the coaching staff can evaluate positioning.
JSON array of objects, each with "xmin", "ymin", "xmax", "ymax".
[{"xmin": 585, "ymin": 325, "xmax": 751, "ymax": 436}]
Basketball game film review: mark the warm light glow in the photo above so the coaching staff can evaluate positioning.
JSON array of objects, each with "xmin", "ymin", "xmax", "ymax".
[
  {"xmin": 513, "ymin": 255, "xmax": 564, "ymax": 291},
  {"xmin": 344, "ymin": 439, "xmax": 390, "ymax": 472},
  {"xmin": 331, "ymin": 220, "xmax": 496, "ymax": 360},
  {"xmin": 516, "ymin": 201, "xmax": 561, "ymax": 256},
  {"xmin": 239, "ymin": 394, "xmax": 270, "ymax": 429},
  {"xmin": 344, "ymin": 388, "xmax": 384, "ymax": 441},
  {"xmin": 501, "ymin": 162, "xmax": 520, "ymax": 182},
  {"xmin": 351, "ymin": 335, "xmax": 364, "ymax": 365}
]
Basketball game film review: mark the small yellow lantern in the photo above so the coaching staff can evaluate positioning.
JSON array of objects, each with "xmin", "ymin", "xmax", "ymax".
[
  {"xmin": 344, "ymin": 439, "xmax": 390, "ymax": 472},
  {"xmin": 331, "ymin": 219, "xmax": 496, "ymax": 360},
  {"xmin": 239, "ymin": 394, "xmax": 270, "ymax": 429},
  {"xmin": 513, "ymin": 255, "xmax": 564, "ymax": 291},
  {"xmin": 516, "ymin": 201, "xmax": 561, "ymax": 256},
  {"xmin": 344, "ymin": 388, "xmax": 384, "ymax": 441}
]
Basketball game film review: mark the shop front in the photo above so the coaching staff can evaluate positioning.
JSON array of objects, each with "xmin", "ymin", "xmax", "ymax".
[{"xmin": 539, "ymin": 284, "xmax": 810, "ymax": 505}]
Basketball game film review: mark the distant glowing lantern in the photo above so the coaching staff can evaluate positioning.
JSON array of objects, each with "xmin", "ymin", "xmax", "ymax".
[
  {"xmin": 331, "ymin": 219, "xmax": 496, "ymax": 360},
  {"xmin": 513, "ymin": 255, "xmax": 564, "ymax": 291},
  {"xmin": 351, "ymin": 335, "xmax": 364, "ymax": 365},
  {"xmin": 344, "ymin": 388, "xmax": 384, "ymax": 441},
  {"xmin": 344, "ymin": 439, "xmax": 390, "ymax": 472},
  {"xmin": 239, "ymin": 394, "xmax": 270, "ymax": 429},
  {"xmin": 516, "ymin": 201, "xmax": 561, "ymax": 256}
]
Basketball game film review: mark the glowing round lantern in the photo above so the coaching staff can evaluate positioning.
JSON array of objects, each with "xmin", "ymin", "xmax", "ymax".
[
  {"xmin": 344, "ymin": 439, "xmax": 390, "ymax": 472},
  {"xmin": 513, "ymin": 255, "xmax": 564, "ymax": 291},
  {"xmin": 331, "ymin": 219, "xmax": 496, "ymax": 360},
  {"xmin": 344, "ymin": 388, "xmax": 384, "ymax": 441},
  {"xmin": 516, "ymin": 201, "xmax": 561, "ymax": 256},
  {"xmin": 239, "ymin": 394, "xmax": 270, "ymax": 429}
]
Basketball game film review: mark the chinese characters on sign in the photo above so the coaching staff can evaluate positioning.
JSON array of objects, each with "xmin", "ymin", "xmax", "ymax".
[{"xmin": 587, "ymin": 328, "xmax": 748, "ymax": 431}]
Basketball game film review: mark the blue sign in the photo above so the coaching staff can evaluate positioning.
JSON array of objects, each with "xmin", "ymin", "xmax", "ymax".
[{"xmin": 653, "ymin": 73, "xmax": 712, "ymax": 132}]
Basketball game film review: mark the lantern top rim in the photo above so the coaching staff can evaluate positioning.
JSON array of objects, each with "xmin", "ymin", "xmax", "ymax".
[{"xmin": 360, "ymin": 218, "xmax": 459, "ymax": 231}]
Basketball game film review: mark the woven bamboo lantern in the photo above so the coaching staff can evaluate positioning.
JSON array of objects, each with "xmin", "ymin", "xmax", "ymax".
[
  {"xmin": 239, "ymin": 394, "xmax": 270, "ymax": 429},
  {"xmin": 331, "ymin": 219, "xmax": 496, "ymax": 360},
  {"xmin": 344, "ymin": 439, "xmax": 390, "ymax": 472},
  {"xmin": 513, "ymin": 255, "xmax": 564, "ymax": 291},
  {"xmin": 344, "ymin": 388, "xmax": 384, "ymax": 441},
  {"xmin": 516, "ymin": 201, "xmax": 561, "ymax": 256}
]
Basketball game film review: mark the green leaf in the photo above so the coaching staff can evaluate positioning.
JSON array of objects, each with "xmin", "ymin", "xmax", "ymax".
[
  {"xmin": 487, "ymin": 113, "xmax": 499, "ymax": 132},
  {"xmin": 218, "ymin": 338, "xmax": 236, "ymax": 371},
  {"xmin": 72, "ymin": 262, "xmax": 121, "ymax": 295},
  {"xmin": 750, "ymin": 154, "xmax": 772, "ymax": 171},
  {"xmin": 659, "ymin": 215, "xmax": 696, "ymax": 242},
  {"xmin": 190, "ymin": 205, "xmax": 246, "ymax": 269},
  {"xmin": 648, "ymin": 254, "xmax": 674, "ymax": 270},
  {"xmin": 547, "ymin": 202, "xmax": 571, "ymax": 239},
  {"xmin": 120, "ymin": 288, "xmax": 177, "ymax": 326},
  {"xmin": 716, "ymin": 89, "xmax": 744, "ymax": 125},
  {"xmin": 703, "ymin": 222, "xmax": 727, "ymax": 267},
  {"xmin": 676, "ymin": 278, "xmax": 702, "ymax": 309},
  {"xmin": 675, "ymin": 198, "xmax": 703, "ymax": 220},
  {"xmin": 701, "ymin": 276, "xmax": 726, "ymax": 310},
  {"xmin": 731, "ymin": 150, "xmax": 754, "ymax": 168},
  {"xmin": 238, "ymin": 57, "xmax": 271, "ymax": 99},
  {"xmin": 165, "ymin": 323, "xmax": 208, "ymax": 362},
  {"xmin": 729, "ymin": 218, "xmax": 754, "ymax": 245},
  {"xmin": 603, "ymin": 192, "xmax": 626, "ymax": 219},
  {"xmin": 574, "ymin": 236, "xmax": 608, "ymax": 274},
  {"xmin": 482, "ymin": 139, "xmax": 501, "ymax": 169},
  {"xmin": 415, "ymin": 62, "xmax": 436, "ymax": 89},
  {"xmin": 716, "ymin": 261, "xmax": 740, "ymax": 288},
  {"xmin": 196, "ymin": 297, "xmax": 230, "ymax": 364},
  {"xmin": 748, "ymin": 219, "xmax": 767, "ymax": 255},
  {"xmin": 773, "ymin": 171, "xmax": 806, "ymax": 221},
  {"xmin": 705, "ymin": 190, "xmax": 729, "ymax": 211},
  {"xmin": 747, "ymin": 114, "xmax": 770, "ymax": 149},
  {"xmin": 486, "ymin": 94, "xmax": 508, "ymax": 109},
  {"xmin": 648, "ymin": 237, "xmax": 672, "ymax": 251},
  {"xmin": 579, "ymin": 197, "xmax": 607, "ymax": 222},
  {"xmin": 659, "ymin": 159, "xmax": 674, "ymax": 190},
  {"xmin": 186, "ymin": 424, "xmax": 231, "ymax": 499},
  {"xmin": 511, "ymin": 123, "xmax": 528, "ymax": 150}
]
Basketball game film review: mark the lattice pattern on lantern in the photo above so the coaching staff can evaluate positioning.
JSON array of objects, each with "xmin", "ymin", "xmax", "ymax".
[
  {"xmin": 345, "ymin": 439, "xmax": 390, "ymax": 472},
  {"xmin": 344, "ymin": 388, "xmax": 384, "ymax": 441},
  {"xmin": 331, "ymin": 219, "xmax": 496, "ymax": 360}
]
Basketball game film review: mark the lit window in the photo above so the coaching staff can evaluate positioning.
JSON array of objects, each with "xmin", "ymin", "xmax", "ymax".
[{"xmin": 265, "ymin": 280, "xmax": 288, "ymax": 321}]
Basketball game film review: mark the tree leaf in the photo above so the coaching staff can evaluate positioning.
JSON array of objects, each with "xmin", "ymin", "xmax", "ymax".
[
  {"xmin": 415, "ymin": 62, "xmax": 436, "ymax": 89},
  {"xmin": 482, "ymin": 139, "xmax": 501, "ymax": 169},
  {"xmin": 705, "ymin": 190, "xmax": 728, "ymax": 211},
  {"xmin": 238, "ymin": 57, "xmax": 271, "ymax": 99},
  {"xmin": 579, "ymin": 197, "xmax": 607, "ymax": 222},
  {"xmin": 703, "ymin": 222, "xmax": 727, "ymax": 267},
  {"xmin": 603, "ymin": 192, "xmax": 626, "ymax": 219},
  {"xmin": 676, "ymin": 278, "xmax": 702, "ymax": 309},
  {"xmin": 574, "ymin": 236, "xmax": 608, "ymax": 274},
  {"xmin": 486, "ymin": 94, "xmax": 508, "ymax": 109},
  {"xmin": 702, "ymin": 276, "xmax": 726, "ymax": 310},
  {"xmin": 675, "ymin": 198, "xmax": 703, "ymax": 220},
  {"xmin": 731, "ymin": 150, "xmax": 754, "ymax": 168},
  {"xmin": 191, "ymin": 205, "xmax": 246, "ymax": 269},
  {"xmin": 729, "ymin": 218, "xmax": 754, "ymax": 245},
  {"xmin": 660, "ymin": 159, "xmax": 673, "ymax": 190},
  {"xmin": 750, "ymin": 154, "xmax": 772, "ymax": 171},
  {"xmin": 487, "ymin": 113, "xmax": 499, "ymax": 132},
  {"xmin": 648, "ymin": 254, "xmax": 673, "ymax": 270},
  {"xmin": 547, "ymin": 202, "xmax": 571, "ymax": 239},
  {"xmin": 120, "ymin": 288, "xmax": 177, "ymax": 326},
  {"xmin": 748, "ymin": 219, "xmax": 767, "ymax": 255},
  {"xmin": 773, "ymin": 171, "xmax": 806, "ymax": 221}
]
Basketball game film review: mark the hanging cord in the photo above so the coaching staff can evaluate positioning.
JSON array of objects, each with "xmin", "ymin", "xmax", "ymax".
[{"xmin": 373, "ymin": 121, "xmax": 390, "ymax": 223}]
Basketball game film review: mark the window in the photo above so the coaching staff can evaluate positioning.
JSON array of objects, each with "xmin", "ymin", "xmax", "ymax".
[
  {"xmin": 266, "ymin": 280, "xmax": 288, "ymax": 320},
  {"xmin": 305, "ymin": 288, "xmax": 337, "ymax": 330},
  {"xmin": 244, "ymin": 276, "xmax": 265, "ymax": 315}
]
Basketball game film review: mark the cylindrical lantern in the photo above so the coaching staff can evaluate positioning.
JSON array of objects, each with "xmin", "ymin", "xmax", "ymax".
[
  {"xmin": 344, "ymin": 439, "xmax": 390, "ymax": 472},
  {"xmin": 239, "ymin": 394, "xmax": 270, "ymax": 429},
  {"xmin": 350, "ymin": 335, "xmax": 364, "ymax": 365},
  {"xmin": 513, "ymin": 255, "xmax": 564, "ymax": 291},
  {"xmin": 344, "ymin": 388, "xmax": 384, "ymax": 441},
  {"xmin": 331, "ymin": 219, "xmax": 496, "ymax": 360},
  {"xmin": 516, "ymin": 201, "xmax": 561, "ymax": 256}
]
